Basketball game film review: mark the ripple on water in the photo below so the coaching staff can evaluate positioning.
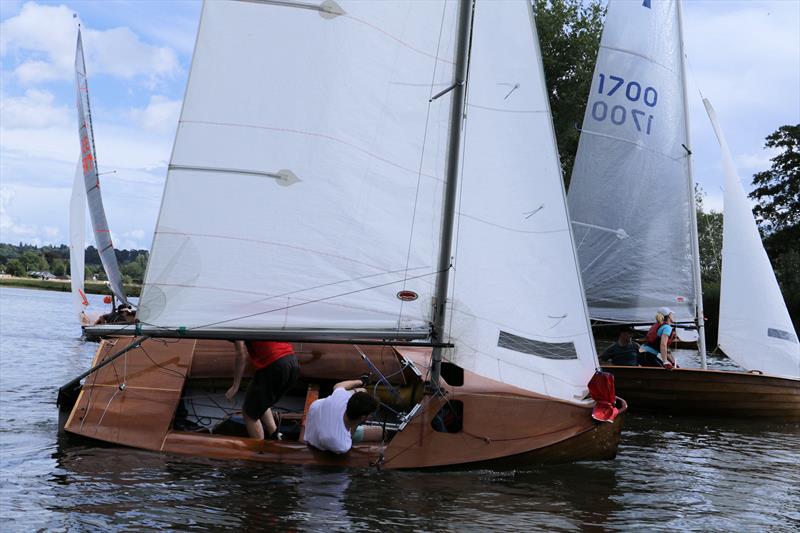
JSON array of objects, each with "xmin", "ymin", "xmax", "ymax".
[{"xmin": 1, "ymin": 288, "xmax": 800, "ymax": 531}]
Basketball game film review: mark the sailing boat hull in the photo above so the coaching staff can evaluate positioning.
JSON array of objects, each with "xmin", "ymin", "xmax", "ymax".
[
  {"xmin": 602, "ymin": 365, "xmax": 800, "ymax": 420},
  {"xmin": 61, "ymin": 338, "xmax": 626, "ymax": 469}
]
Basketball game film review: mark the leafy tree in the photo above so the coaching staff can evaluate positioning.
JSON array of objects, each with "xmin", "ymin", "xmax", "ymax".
[
  {"xmin": 121, "ymin": 261, "xmax": 144, "ymax": 283},
  {"xmin": 534, "ymin": 0, "xmax": 606, "ymax": 184},
  {"xmin": 51, "ymin": 259, "xmax": 67, "ymax": 277},
  {"xmin": 695, "ymin": 185, "xmax": 723, "ymax": 286},
  {"xmin": 5, "ymin": 259, "xmax": 25, "ymax": 277},
  {"xmin": 749, "ymin": 124, "xmax": 800, "ymax": 232},
  {"xmin": 20, "ymin": 251, "xmax": 47, "ymax": 272}
]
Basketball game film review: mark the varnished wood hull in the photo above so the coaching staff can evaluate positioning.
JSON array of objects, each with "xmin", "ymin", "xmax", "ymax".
[
  {"xmin": 62, "ymin": 338, "xmax": 627, "ymax": 469},
  {"xmin": 602, "ymin": 365, "xmax": 800, "ymax": 420}
]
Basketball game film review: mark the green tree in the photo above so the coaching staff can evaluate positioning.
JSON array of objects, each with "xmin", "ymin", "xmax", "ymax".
[
  {"xmin": 5, "ymin": 259, "xmax": 25, "ymax": 277},
  {"xmin": 20, "ymin": 251, "xmax": 47, "ymax": 272},
  {"xmin": 51, "ymin": 259, "xmax": 67, "ymax": 277},
  {"xmin": 534, "ymin": 0, "xmax": 605, "ymax": 184},
  {"xmin": 121, "ymin": 261, "xmax": 144, "ymax": 283},
  {"xmin": 749, "ymin": 124, "xmax": 800, "ymax": 232},
  {"xmin": 695, "ymin": 185, "xmax": 723, "ymax": 286}
]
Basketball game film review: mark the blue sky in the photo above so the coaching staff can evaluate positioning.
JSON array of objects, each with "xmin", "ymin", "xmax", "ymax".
[{"xmin": 1, "ymin": 0, "xmax": 798, "ymax": 250}]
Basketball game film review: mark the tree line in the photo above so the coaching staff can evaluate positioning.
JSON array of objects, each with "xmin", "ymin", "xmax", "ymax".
[{"xmin": 0, "ymin": 243, "xmax": 149, "ymax": 285}]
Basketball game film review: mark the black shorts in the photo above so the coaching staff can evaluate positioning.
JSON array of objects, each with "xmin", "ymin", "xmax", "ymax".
[{"xmin": 243, "ymin": 354, "xmax": 299, "ymax": 420}]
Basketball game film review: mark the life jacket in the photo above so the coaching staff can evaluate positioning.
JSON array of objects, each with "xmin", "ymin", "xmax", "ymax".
[{"xmin": 644, "ymin": 322, "xmax": 677, "ymax": 351}]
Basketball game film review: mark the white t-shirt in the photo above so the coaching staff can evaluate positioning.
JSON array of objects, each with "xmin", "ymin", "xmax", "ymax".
[{"xmin": 304, "ymin": 388, "xmax": 354, "ymax": 454}]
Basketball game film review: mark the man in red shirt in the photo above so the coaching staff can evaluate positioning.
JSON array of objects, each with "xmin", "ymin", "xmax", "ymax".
[{"xmin": 225, "ymin": 340, "xmax": 299, "ymax": 439}]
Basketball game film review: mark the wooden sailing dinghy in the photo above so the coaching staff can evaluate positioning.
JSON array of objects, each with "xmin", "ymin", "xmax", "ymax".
[
  {"xmin": 567, "ymin": 0, "xmax": 799, "ymax": 418},
  {"xmin": 61, "ymin": 0, "xmax": 626, "ymax": 468}
]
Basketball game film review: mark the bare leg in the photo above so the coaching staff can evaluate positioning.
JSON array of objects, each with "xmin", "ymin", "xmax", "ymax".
[
  {"xmin": 261, "ymin": 408, "xmax": 277, "ymax": 437},
  {"xmin": 360, "ymin": 425, "xmax": 384, "ymax": 442},
  {"xmin": 244, "ymin": 413, "xmax": 265, "ymax": 440}
]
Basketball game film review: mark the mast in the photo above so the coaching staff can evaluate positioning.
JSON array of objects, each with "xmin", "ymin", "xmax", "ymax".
[
  {"xmin": 430, "ymin": 0, "xmax": 474, "ymax": 386},
  {"xmin": 677, "ymin": 0, "xmax": 707, "ymax": 369}
]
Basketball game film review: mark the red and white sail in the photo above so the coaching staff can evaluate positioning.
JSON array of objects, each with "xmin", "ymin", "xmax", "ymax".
[{"xmin": 74, "ymin": 27, "xmax": 128, "ymax": 306}]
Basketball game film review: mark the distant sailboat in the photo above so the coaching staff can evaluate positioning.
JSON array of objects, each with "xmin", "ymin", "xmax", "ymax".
[
  {"xmin": 70, "ymin": 25, "xmax": 130, "ymax": 327},
  {"xmin": 568, "ymin": 0, "xmax": 799, "ymax": 418},
  {"xmin": 69, "ymin": 161, "xmax": 90, "ymax": 322},
  {"xmin": 704, "ymin": 98, "xmax": 800, "ymax": 380},
  {"xmin": 62, "ymin": 0, "xmax": 626, "ymax": 468}
]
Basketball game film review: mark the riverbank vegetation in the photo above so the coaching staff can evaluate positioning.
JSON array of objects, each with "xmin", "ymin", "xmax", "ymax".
[{"xmin": 0, "ymin": 243, "xmax": 148, "ymax": 285}]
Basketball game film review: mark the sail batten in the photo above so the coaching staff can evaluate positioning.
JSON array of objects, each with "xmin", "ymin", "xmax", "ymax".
[{"xmin": 567, "ymin": 0, "xmax": 696, "ymax": 324}]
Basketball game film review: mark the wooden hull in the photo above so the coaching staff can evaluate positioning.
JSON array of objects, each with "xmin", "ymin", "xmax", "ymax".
[
  {"xmin": 602, "ymin": 365, "xmax": 800, "ymax": 420},
  {"xmin": 61, "ymin": 338, "xmax": 627, "ymax": 469}
]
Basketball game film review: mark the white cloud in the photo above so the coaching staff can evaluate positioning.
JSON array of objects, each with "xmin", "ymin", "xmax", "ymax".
[
  {"xmin": 129, "ymin": 95, "xmax": 182, "ymax": 133},
  {"xmin": 0, "ymin": 1, "xmax": 180, "ymax": 85},
  {"xmin": 0, "ymin": 186, "xmax": 48, "ymax": 244},
  {"xmin": 0, "ymin": 89, "xmax": 70, "ymax": 129}
]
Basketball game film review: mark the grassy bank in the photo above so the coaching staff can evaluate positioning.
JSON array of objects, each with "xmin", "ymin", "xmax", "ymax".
[{"xmin": 0, "ymin": 277, "xmax": 141, "ymax": 297}]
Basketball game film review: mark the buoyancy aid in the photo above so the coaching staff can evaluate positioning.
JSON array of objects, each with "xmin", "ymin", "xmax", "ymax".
[{"xmin": 644, "ymin": 322, "xmax": 677, "ymax": 351}]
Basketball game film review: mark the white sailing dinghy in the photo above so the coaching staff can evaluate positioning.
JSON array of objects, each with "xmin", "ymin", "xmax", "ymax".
[
  {"xmin": 71, "ymin": 26, "xmax": 130, "ymax": 329},
  {"xmin": 62, "ymin": 0, "xmax": 625, "ymax": 469},
  {"xmin": 568, "ymin": 0, "xmax": 799, "ymax": 418}
]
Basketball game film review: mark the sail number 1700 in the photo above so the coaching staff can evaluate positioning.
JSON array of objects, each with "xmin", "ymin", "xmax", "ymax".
[{"xmin": 592, "ymin": 73, "xmax": 658, "ymax": 135}]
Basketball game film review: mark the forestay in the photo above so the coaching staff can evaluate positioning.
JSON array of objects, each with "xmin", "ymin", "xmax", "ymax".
[
  {"xmin": 444, "ymin": 0, "xmax": 597, "ymax": 403},
  {"xmin": 70, "ymin": 162, "xmax": 88, "ymax": 320},
  {"xmin": 75, "ymin": 29, "xmax": 128, "ymax": 305},
  {"xmin": 139, "ymin": 0, "xmax": 458, "ymax": 335},
  {"xmin": 567, "ymin": 0, "xmax": 696, "ymax": 323},
  {"xmin": 704, "ymin": 99, "xmax": 800, "ymax": 379}
]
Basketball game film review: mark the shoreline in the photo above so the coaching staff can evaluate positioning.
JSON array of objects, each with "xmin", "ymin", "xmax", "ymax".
[{"xmin": 0, "ymin": 276, "xmax": 141, "ymax": 297}]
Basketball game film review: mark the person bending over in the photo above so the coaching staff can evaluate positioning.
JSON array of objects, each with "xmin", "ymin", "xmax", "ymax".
[
  {"xmin": 226, "ymin": 340, "xmax": 299, "ymax": 440},
  {"xmin": 304, "ymin": 378, "xmax": 383, "ymax": 454},
  {"xmin": 599, "ymin": 325, "xmax": 640, "ymax": 366}
]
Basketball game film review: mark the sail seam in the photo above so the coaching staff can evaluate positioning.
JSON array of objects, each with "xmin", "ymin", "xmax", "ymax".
[
  {"xmin": 155, "ymin": 230, "xmax": 388, "ymax": 271},
  {"xmin": 458, "ymin": 212, "xmax": 568, "ymax": 235},
  {"xmin": 599, "ymin": 44, "xmax": 677, "ymax": 75},
  {"xmin": 575, "ymin": 127, "xmax": 686, "ymax": 161},
  {"xmin": 466, "ymin": 103, "xmax": 547, "ymax": 114},
  {"xmin": 235, "ymin": 0, "xmax": 455, "ymax": 65},
  {"xmin": 179, "ymin": 120, "xmax": 444, "ymax": 182}
]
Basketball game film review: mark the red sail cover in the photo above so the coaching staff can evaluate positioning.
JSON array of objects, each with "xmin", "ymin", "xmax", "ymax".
[{"xmin": 588, "ymin": 370, "xmax": 619, "ymax": 422}]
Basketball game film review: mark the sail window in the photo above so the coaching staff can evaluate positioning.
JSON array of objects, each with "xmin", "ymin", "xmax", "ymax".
[
  {"xmin": 768, "ymin": 328, "xmax": 798, "ymax": 344},
  {"xmin": 497, "ymin": 331, "xmax": 578, "ymax": 360},
  {"xmin": 431, "ymin": 400, "xmax": 463, "ymax": 433}
]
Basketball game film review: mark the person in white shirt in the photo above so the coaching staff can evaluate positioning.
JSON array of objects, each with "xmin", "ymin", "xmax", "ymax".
[{"xmin": 304, "ymin": 378, "xmax": 382, "ymax": 454}]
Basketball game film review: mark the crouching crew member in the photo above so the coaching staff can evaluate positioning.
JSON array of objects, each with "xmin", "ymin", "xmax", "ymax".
[
  {"xmin": 304, "ymin": 378, "xmax": 383, "ymax": 454},
  {"xmin": 226, "ymin": 340, "xmax": 299, "ymax": 440}
]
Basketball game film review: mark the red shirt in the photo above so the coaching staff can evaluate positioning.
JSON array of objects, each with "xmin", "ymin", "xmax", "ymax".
[{"xmin": 245, "ymin": 341, "xmax": 294, "ymax": 369}]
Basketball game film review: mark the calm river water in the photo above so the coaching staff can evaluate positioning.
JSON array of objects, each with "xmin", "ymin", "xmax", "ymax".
[{"xmin": 1, "ymin": 286, "xmax": 798, "ymax": 531}]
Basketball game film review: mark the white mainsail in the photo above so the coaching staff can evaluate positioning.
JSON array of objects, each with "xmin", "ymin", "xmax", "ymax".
[
  {"xmin": 75, "ymin": 28, "xmax": 128, "ymax": 306},
  {"xmin": 444, "ymin": 0, "xmax": 597, "ymax": 402},
  {"xmin": 139, "ymin": 0, "xmax": 458, "ymax": 334},
  {"xmin": 704, "ymin": 99, "xmax": 800, "ymax": 379},
  {"xmin": 567, "ymin": 0, "xmax": 698, "ymax": 324},
  {"xmin": 139, "ymin": 0, "xmax": 597, "ymax": 402},
  {"xmin": 70, "ymin": 162, "xmax": 88, "ymax": 321}
]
